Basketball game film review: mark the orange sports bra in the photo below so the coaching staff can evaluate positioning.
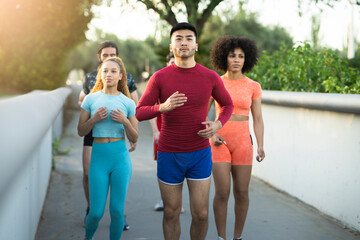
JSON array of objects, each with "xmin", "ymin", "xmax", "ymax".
[{"xmin": 215, "ymin": 76, "xmax": 262, "ymax": 117}]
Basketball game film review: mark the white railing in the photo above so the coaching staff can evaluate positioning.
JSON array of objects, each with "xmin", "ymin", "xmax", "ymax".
[
  {"xmin": 250, "ymin": 91, "xmax": 360, "ymax": 232},
  {"xmin": 0, "ymin": 87, "xmax": 71, "ymax": 240}
]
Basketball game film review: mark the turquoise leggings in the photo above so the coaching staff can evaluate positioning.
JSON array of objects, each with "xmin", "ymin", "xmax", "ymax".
[{"xmin": 85, "ymin": 139, "xmax": 132, "ymax": 240}]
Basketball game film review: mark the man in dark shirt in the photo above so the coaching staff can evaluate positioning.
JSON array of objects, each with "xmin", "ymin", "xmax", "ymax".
[{"xmin": 78, "ymin": 40, "xmax": 139, "ymax": 230}]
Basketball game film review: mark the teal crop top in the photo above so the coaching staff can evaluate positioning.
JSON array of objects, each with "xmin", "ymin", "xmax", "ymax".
[{"xmin": 81, "ymin": 91, "xmax": 136, "ymax": 138}]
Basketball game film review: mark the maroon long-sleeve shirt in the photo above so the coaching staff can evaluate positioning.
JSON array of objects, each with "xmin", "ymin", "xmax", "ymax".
[{"xmin": 136, "ymin": 63, "xmax": 233, "ymax": 152}]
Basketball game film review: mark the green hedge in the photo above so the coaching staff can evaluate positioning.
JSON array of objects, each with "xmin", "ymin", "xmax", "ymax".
[{"xmin": 248, "ymin": 42, "xmax": 360, "ymax": 94}]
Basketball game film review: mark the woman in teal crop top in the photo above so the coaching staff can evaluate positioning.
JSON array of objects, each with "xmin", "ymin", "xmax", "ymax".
[{"xmin": 78, "ymin": 57, "xmax": 138, "ymax": 240}]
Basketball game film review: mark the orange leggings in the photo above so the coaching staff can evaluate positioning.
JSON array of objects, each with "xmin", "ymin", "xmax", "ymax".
[{"xmin": 210, "ymin": 121, "xmax": 253, "ymax": 165}]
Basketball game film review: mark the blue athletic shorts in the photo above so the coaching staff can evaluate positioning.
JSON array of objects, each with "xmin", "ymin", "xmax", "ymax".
[{"xmin": 157, "ymin": 147, "xmax": 212, "ymax": 185}]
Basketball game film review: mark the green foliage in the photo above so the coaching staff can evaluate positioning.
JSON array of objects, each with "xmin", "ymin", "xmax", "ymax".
[
  {"xmin": 248, "ymin": 42, "xmax": 360, "ymax": 94},
  {"xmin": 311, "ymin": 15, "xmax": 321, "ymax": 49},
  {"xmin": 66, "ymin": 1, "xmax": 293, "ymax": 80},
  {"xmin": 308, "ymin": 0, "xmax": 360, "ymax": 7},
  {"xmin": 52, "ymin": 134, "xmax": 72, "ymax": 169},
  {"xmin": 118, "ymin": 39, "xmax": 162, "ymax": 79},
  {"xmin": 347, "ymin": 48, "xmax": 360, "ymax": 69},
  {"xmin": 223, "ymin": 10, "xmax": 293, "ymax": 54},
  {"xmin": 145, "ymin": 35, "xmax": 172, "ymax": 67},
  {"xmin": 198, "ymin": 4, "xmax": 293, "ymax": 68},
  {"xmin": 52, "ymin": 137, "xmax": 72, "ymax": 156},
  {"xmin": 67, "ymin": 32, "xmax": 162, "ymax": 81},
  {"xmin": 0, "ymin": 0, "xmax": 100, "ymax": 93},
  {"xmin": 67, "ymin": 42, "xmax": 99, "ymax": 73}
]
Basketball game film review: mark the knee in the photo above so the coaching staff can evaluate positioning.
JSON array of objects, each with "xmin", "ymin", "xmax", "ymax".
[
  {"xmin": 110, "ymin": 204, "xmax": 124, "ymax": 219},
  {"xmin": 233, "ymin": 189, "xmax": 249, "ymax": 201},
  {"xmin": 163, "ymin": 205, "xmax": 181, "ymax": 220},
  {"xmin": 88, "ymin": 209, "xmax": 103, "ymax": 222},
  {"xmin": 110, "ymin": 208, "xmax": 123, "ymax": 220},
  {"xmin": 192, "ymin": 208, "xmax": 208, "ymax": 222},
  {"xmin": 215, "ymin": 188, "xmax": 230, "ymax": 202}
]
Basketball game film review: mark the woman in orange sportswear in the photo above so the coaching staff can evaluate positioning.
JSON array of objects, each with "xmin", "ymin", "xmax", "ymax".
[{"xmin": 209, "ymin": 36, "xmax": 265, "ymax": 240}]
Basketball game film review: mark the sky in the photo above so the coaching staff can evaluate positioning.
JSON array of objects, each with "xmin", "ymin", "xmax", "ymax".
[{"xmin": 87, "ymin": 0, "xmax": 360, "ymax": 50}]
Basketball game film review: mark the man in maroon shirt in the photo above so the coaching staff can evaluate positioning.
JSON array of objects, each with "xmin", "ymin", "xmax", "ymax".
[{"xmin": 136, "ymin": 22, "xmax": 233, "ymax": 240}]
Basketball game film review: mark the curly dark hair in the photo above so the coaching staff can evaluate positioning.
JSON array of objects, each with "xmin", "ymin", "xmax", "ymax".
[{"xmin": 210, "ymin": 36, "xmax": 258, "ymax": 73}]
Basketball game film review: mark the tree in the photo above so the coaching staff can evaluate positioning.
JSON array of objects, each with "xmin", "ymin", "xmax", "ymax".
[
  {"xmin": 0, "ymin": 0, "xmax": 101, "ymax": 92},
  {"xmin": 118, "ymin": 38, "xmax": 163, "ymax": 79},
  {"xmin": 67, "ymin": 32, "xmax": 162, "ymax": 81},
  {"xmin": 129, "ymin": 0, "xmax": 360, "ymax": 39},
  {"xmin": 223, "ymin": 10, "xmax": 293, "ymax": 54},
  {"xmin": 306, "ymin": 0, "xmax": 360, "ymax": 7},
  {"xmin": 124, "ymin": 0, "xmax": 229, "ymax": 38},
  {"xmin": 311, "ymin": 15, "xmax": 321, "ymax": 49},
  {"xmin": 199, "ymin": 5, "xmax": 293, "ymax": 68},
  {"xmin": 133, "ymin": 2, "xmax": 294, "ymax": 70}
]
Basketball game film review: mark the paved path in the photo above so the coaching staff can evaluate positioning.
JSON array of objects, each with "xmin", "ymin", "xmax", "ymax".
[{"xmin": 36, "ymin": 109, "xmax": 360, "ymax": 240}]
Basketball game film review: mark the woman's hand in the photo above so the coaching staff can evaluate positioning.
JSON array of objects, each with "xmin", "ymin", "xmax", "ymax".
[
  {"xmin": 256, "ymin": 147, "xmax": 265, "ymax": 162},
  {"xmin": 211, "ymin": 133, "xmax": 225, "ymax": 146},
  {"xmin": 93, "ymin": 107, "xmax": 108, "ymax": 122},
  {"xmin": 129, "ymin": 142, "xmax": 137, "ymax": 152},
  {"xmin": 110, "ymin": 108, "xmax": 128, "ymax": 124}
]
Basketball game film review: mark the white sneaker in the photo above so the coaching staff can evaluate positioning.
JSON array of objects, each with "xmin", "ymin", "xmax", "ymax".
[
  {"xmin": 154, "ymin": 199, "xmax": 185, "ymax": 213},
  {"xmin": 154, "ymin": 200, "xmax": 164, "ymax": 211}
]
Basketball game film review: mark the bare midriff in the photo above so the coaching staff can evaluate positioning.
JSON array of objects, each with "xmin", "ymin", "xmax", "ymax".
[
  {"xmin": 93, "ymin": 137, "xmax": 124, "ymax": 143},
  {"xmin": 228, "ymin": 114, "xmax": 249, "ymax": 122}
]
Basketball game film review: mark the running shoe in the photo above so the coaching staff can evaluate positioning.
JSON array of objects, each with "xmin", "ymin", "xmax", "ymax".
[
  {"xmin": 154, "ymin": 200, "xmax": 164, "ymax": 211},
  {"xmin": 154, "ymin": 200, "xmax": 184, "ymax": 213},
  {"xmin": 181, "ymin": 207, "xmax": 185, "ymax": 213},
  {"xmin": 123, "ymin": 215, "xmax": 130, "ymax": 230}
]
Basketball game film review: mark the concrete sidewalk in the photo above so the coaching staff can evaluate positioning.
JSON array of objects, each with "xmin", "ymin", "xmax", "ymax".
[{"xmin": 36, "ymin": 109, "xmax": 359, "ymax": 240}]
